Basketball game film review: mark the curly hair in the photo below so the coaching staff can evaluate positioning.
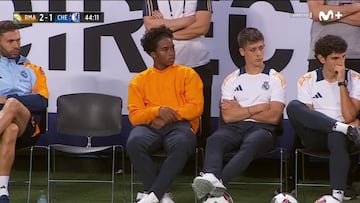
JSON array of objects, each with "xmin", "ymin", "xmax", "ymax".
[
  {"xmin": 0, "ymin": 20, "xmax": 19, "ymax": 36},
  {"xmin": 141, "ymin": 25, "xmax": 173, "ymax": 55},
  {"xmin": 314, "ymin": 35, "xmax": 347, "ymax": 58},
  {"xmin": 237, "ymin": 27, "xmax": 264, "ymax": 48}
]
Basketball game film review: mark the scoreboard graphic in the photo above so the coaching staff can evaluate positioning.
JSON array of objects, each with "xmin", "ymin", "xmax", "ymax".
[{"xmin": 13, "ymin": 12, "xmax": 104, "ymax": 23}]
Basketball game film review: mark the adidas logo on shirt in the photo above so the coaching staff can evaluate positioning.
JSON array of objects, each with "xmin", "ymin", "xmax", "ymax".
[
  {"xmin": 234, "ymin": 84, "xmax": 242, "ymax": 91},
  {"xmin": 312, "ymin": 92, "xmax": 322, "ymax": 99}
]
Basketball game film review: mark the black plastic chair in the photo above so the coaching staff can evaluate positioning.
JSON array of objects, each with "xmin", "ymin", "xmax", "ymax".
[{"xmin": 48, "ymin": 93, "xmax": 124, "ymax": 203}]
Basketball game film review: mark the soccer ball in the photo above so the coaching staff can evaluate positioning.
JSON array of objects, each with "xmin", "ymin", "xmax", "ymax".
[
  {"xmin": 203, "ymin": 196, "xmax": 229, "ymax": 203},
  {"xmin": 203, "ymin": 192, "xmax": 233, "ymax": 203},
  {"xmin": 314, "ymin": 195, "xmax": 341, "ymax": 203},
  {"xmin": 271, "ymin": 193, "xmax": 298, "ymax": 203}
]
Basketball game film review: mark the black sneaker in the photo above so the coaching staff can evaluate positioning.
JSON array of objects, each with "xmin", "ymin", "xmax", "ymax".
[
  {"xmin": 343, "ymin": 185, "xmax": 360, "ymax": 200},
  {"xmin": 347, "ymin": 126, "xmax": 360, "ymax": 145}
]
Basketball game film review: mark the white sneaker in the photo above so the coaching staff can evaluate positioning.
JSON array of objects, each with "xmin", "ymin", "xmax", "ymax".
[
  {"xmin": 136, "ymin": 192, "xmax": 148, "ymax": 202},
  {"xmin": 160, "ymin": 193, "xmax": 175, "ymax": 203},
  {"xmin": 192, "ymin": 173, "xmax": 226, "ymax": 199},
  {"xmin": 138, "ymin": 192, "xmax": 159, "ymax": 203}
]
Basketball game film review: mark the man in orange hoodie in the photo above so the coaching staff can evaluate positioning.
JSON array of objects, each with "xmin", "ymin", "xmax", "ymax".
[{"xmin": 127, "ymin": 25, "xmax": 203, "ymax": 203}]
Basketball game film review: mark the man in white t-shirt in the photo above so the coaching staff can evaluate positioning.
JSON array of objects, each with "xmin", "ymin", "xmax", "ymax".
[
  {"xmin": 279, "ymin": 1, "xmax": 360, "ymax": 198},
  {"xmin": 287, "ymin": 35, "xmax": 360, "ymax": 202},
  {"xmin": 191, "ymin": 27, "xmax": 286, "ymax": 202}
]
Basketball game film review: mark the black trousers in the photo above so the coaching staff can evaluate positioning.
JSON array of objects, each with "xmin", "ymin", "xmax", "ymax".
[{"xmin": 308, "ymin": 59, "xmax": 360, "ymax": 186}]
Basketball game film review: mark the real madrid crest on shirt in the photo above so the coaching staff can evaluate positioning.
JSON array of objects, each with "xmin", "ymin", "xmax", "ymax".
[
  {"xmin": 262, "ymin": 81, "xmax": 270, "ymax": 90},
  {"xmin": 20, "ymin": 70, "xmax": 28, "ymax": 78}
]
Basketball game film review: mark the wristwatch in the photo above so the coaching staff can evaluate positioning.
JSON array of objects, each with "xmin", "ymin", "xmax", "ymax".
[{"xmin": 338, "ymin": 80, "xmax": 347, "ymax": 87}]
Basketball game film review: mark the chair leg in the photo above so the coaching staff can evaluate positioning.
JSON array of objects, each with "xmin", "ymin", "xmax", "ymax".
[
  {"xmin": 117, "ymin": 145, "xmax": 125, "ymax": 203},
  {"xmin": 284, "ymin": 155, "xmax": 288, "ymax": 192},
  {"xmin": 279, "ymin": 148, "xmax": 283, "ymax": 193},
  {"xmin": 295, "ymin": 149, "xmax": 298, "ymax": 198},
  {"xmin": 130, "ymin": 163, "xmax": 134, "ymax": 202},
  {"xmin": 302, "ymin": 153, "xmax": 305, "ymax": 181},
  {"xmin": 111, "ymin": 145, "xmax": 125, "ymax": 203},
  {"xmin": 194, "ymin": 148, "xmax": 198, "ymax": 203},
  {"xmin": 111, "ymin": 146, "xmax": 115, "ymax": 203},
  {"xmin": 47, "ymin": 146, "xmax": 51, "ymax": 203},
  {"xmin": 26, "ymin": 146, "xmax": 34, "ymax": 203}
]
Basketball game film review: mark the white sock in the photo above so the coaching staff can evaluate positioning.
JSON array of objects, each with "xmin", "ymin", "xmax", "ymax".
[
  {"xmin": 333, "ymin": 122, "xmax": 349, "ymax": 134},
  {"xmin": 332, "ymin": 189, "xmax": 344, "ymax": 202},
  {"xmin": 0, "ymin": 176, "xmax": 9, "ymax": 197}
]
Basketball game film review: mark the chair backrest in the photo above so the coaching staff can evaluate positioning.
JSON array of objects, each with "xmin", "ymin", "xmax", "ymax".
[
  {"xmin": 56, "ymin": 93, "xmax": 122, "ymax": 137},
  {"xmin": 39, "ymin": 108, "xmax": 48, "ymax": 134}
]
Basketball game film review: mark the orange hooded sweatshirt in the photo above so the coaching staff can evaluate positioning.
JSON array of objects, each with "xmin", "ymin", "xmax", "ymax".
[{"xmin": 128, "ymin": 64, "xmax": 204, "ymax": 133}]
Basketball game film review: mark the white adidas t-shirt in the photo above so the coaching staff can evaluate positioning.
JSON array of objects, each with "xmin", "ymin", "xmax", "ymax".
[
  {"xmin": 221, "ymin": 66, "xmax": 286, "ymax": 122},
  {"xmin": 298, "ymin": 69, "xmax": 360, "ymax": 122}
]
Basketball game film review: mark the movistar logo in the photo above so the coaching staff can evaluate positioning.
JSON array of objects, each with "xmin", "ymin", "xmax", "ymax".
[{"xmin": 318, "ymin": 10, "xmax": 343, "ymax": 21}]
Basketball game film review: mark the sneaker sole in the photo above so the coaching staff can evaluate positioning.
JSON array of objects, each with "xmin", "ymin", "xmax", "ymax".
[
  {"xmin": 193, "ymin": 178, "xmax": 225, "ymax": 198},
  {"xmin": 191, "ymin": 183, "xmax": 208, "ymax": 200},
  {"xmin": 343, "ymin": 195, "xmax": 360, "ymax": 201}
]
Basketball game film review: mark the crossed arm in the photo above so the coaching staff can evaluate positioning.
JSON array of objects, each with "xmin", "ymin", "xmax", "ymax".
[
  {"xmin": 221, "ymin": 99, "xmax": 284, "ymax": 125},
  {"xmin": 143, "ymin": 10, "xmax": 211, "ymax": 40}
]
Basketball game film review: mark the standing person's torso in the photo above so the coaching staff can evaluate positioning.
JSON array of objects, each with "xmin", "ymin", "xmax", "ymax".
[
  {"xmin": 309, "ymin": 0, "xmax": 360, "ymax": 59},
  {"xmin": 144, "ymin": 0, "xmax": 211, "ymax": 67}
]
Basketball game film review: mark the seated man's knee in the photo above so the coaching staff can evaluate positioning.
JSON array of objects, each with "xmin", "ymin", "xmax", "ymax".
[
  {"xmin": 126, "ymin": 129, "xmax": 151, "ymax": 154},
  {"xmin": 286, "ymin": 100, "xmax": 302, "ymax": 116},
  {"xmin": 206, "ymin": 131, "xmax": 225, "ymax": 146},
  {"xmin": 1, "ymin": 123, "xmax": 19, "ymax": 145},
  {"xmin": 126, "ymin": 135, "xmax": 143, "ymax": 154},
  {"xmin": 175, "ymin": 135, "xmax": 195, "ymax": 153},
  {"xmin": 6, "ymin": 97, "xmax": 22, "ymax": 107},
  {"xmin": 206, "ymin": 134, "xmax": 217, "ymax": 146},
  {"xmin": 5, "ymin": 98, "xmax": 27, "ymax": 114}
]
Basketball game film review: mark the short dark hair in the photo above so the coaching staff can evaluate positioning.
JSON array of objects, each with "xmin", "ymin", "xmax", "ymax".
[
  {"xmin": 141, "ymin": 25, "xmax": 173, "ymax": 55},
  {"xmin": 237, "ymin": 27, "xmax": 264, "ymax": 48},
  {"xmin": 314, "ymin": 35, "xmax": 347, "ymax": 58},
  {"xmin": 0, "ymin": 20, "xmax": 19, "ymax": 36}
]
